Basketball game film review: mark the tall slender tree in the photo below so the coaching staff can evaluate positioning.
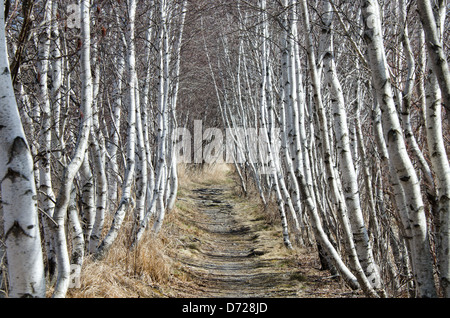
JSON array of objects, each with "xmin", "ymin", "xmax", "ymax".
[{"xmin": 0, "ymin": 2, "xmax": 45, "ymax": 298}]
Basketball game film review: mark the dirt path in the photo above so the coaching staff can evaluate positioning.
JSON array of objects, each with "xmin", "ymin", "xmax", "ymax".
[{"xmin": 166, "ymin": 173, "xmax": 354, "ymax": 298}]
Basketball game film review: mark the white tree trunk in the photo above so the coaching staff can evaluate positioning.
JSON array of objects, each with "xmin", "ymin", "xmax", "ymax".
[
  {"xmin": 321, "ymin": 0, "xmax": 382, "ymax": 291},
  {"xmin": 259, "ymin": 0, "xmax": 293, "ymax": 249},
  {"xmin": 51, "ymin": 0, "xmax": 93, "ymax": 297},
  {"xmin": 419, "ymin": 14, "xmax": 450, "ymax": 295},
  {"xmin": 68, "ymin": 185, "xmax": 84, "ymax": 289},
  {"xmin": 80, "ymin": 153, "xmax": 95, "ymax": 249},
  {"xmin": 361, "ymin": 0, "xmax": 437, "ymax": 297},
  {"xmin": 0, "ymin": 3, "xmax": 45, "ymax": 297},
  {"xmin": 89, "ymin": 37, "xmax": 108, "ymax": 253},
  {"xmin": 152, "ymin": 0, "xmax": 170, "ymax": 234},
  {"xmin": 416, "ymin": 0, "xmax": 450, "ymax": 126},
  {"xmin": 107, "ymin": 50, "xmax": 125, "ymax": 206},
  {"xmin": 37, "ymin": 0, "xmax": 57, "ymax": 282},
  {"xmin": 166, "ymin": 0, "xmax": 187, "ymax": 212},
  {"xmin": 134, "ymin": 74, "xmax": 147, "ymax": 235},
  {"xmin": 300, "ymin": 0, "xmax": 379, "ymax": 297}
]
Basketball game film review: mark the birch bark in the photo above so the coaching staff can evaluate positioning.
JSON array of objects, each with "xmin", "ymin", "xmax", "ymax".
[
  {"xmin": 259, "ymin": 0, "xmax": 293, "ymax": 249},
  {"xmin": 420, "ymin": 12, "xmax": 450, "ymax": 295},
  {"xmin": 416, "ymin": 0, "xmax": 450, "ymax": 126},
  {"xmin": 96, "ymin": 0, "xmax": 137, "ymax": 257},
  {"xmin": 0, "ymin": 2, "xmax": 45, "ymax": 297},
  {"xmin": 321, "ymin": 0, "xmax": 382, "ymax": 291},
  {"xmin": 152, "ymin": 0, "xmax": 170, "ymax": 234},
  {"xmin": 300, "ymin": 0, "xmax": 379, "ymax": 297},
  {"xmin": 51, "ymin": 0, "xmax": 93, "ymax": 297},
  {"xmin": 37, "ymin": 0, "xmax": 57, "ymax": 283}
]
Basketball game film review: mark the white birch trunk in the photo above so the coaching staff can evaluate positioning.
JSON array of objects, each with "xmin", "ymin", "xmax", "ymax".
[
  {"xmin": 416, "ymin": 0, "xmax": 450, "ymax": 126},
  {"xmin": 398, "ymin": 0, "xmax": 435, "ymax": 196},
  {"xmin": 361, "ymin": 0, "xmax": 437, "ymax": 297},
  {"xmin": 51, "ymin": 0, "xmax": 93, "ymax": 297},
  {"xmin": 321, "ymin": 0, "xmax": 382, "ymax": 291},
  {"xmin": 89, "ymin": 38, "xmax": 108, "ymax": 253},
  {"xmin": 134, "ymin": 74, "xmax": 147, "ymax": 235},
  {"xmin": 152, "ymin": 0, "xmax": 170, "ymax": 234},
  {"xmin": 0, "ymin": 3, "xmax": 45, "ymax": 297},
  {"xmin": 51, "ymin": 1, "xmax": 63, "ymax": 161},
  {"xmin": 260, "ymin": 0, "xmax": 293, "ymax": 249},
  {"xmin": 167, "ymin": 0, "xmax": 187, "ymax": 212},
  {"xmin": 67, "ymin": 185, "xmax": 84, "ymax": 289},
  {"xmin": 300, "ymin": 0, "xmax": 379, "ymax": 297},
  {"xmin": 37, "ymin": 0, "xmax": 57, "ymax": 282},
  {"xmin": 107, "ymin": 50, "xmax": 125, "ymax": 206},
  {"xmin": 80, "ymin": 153, "xmax": 95, "ymax": 249},
  {"xmin": 96, "ymin": 0, "xmax": 137, "ymax": 257},
  {"xmin": 420, "ymin": 17, "xmax": 450, "ymax": 296}
]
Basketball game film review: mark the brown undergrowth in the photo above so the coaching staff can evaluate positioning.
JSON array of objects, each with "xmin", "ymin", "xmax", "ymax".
[{"xmin": 66, "ymin": 163, "xmax": 355, "ymax": 298}]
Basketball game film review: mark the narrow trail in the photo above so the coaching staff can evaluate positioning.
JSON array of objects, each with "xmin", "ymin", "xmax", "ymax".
[
  {"xmin": 176, "ymin": 186, "xmax": 300, "ymax": 297},
  {"xmin": 166, "ymin": 171, "xmax": 353, "ymax": 298}
]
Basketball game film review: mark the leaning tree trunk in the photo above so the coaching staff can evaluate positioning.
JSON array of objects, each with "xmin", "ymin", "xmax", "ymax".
[
  {"xmin": 0, "ymin": 3, "xmax": 46, "ymax": 298},
  {"xmin": 361, "ymin": 0, "xmax": 437, "ymax": 298},
  {"xmin": 37, "ymin": 0, "xmax": 57, "ymax": 283},
  {"xmin": 51, "ymin": 0, "xmax": 93, "ymax": 298},
  {"xmin": 320, "ymin": 0, "xmax": 382, "ymax": 293},
  {"xmin": 96, "ymin": 0, "xmax": 137, "ymax": 258},
  {"xmin": 416, "ymin": 0, "xmax": 450, "ymax": 127}
]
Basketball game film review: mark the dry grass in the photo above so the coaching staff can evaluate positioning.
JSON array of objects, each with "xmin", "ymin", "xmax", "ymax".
[
  {"xmin": 64, "ymin": 163, "xmax": 226, "ymax": 298},
  {"xmin": 177, "ymin": 163, "xmax": 232, "ymax": 189},
  {"xmin": 66, "ymin": 214, "xmax": 174, "ymax": 298},
  {"xmin": 64, "ymin": 163, "xmax": 354, "ymax": 298}
]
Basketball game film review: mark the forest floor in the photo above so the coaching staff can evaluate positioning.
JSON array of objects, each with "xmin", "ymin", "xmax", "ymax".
[
  {"xmin": 161, "ymin": 165, "xmax": 359, "ymax": 298},
  {"xmin": 67, "ymin": 164, "xmax": 359, "ymax": 298}
]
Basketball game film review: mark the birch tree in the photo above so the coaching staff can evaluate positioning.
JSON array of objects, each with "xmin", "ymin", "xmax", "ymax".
[
  {"xmin": 96, "ymin": 0, "xmax": 137, "ymax": 258},
  {"xmin": 36, "ymin": 0, "xmax": 57, "ymax": 282},
  {"xmin": 320, "ymin": 0, "xmax": 382, "ymax": 293},
  {"xmin": 416, "ymin": 0, "xmax": 450, "ymax": 127},
  {"xmin": 51, "ymin": 0, "xmax": 93, "ymax": 297},
  {"xmin": 361, "ymin": 0, "xmax": 436, "ymax": 298},
  {"xmin": 299, "ymin": 0, "xmax": 380, "ymax": 297},
  {"xmin": 2, "ymin": 0, "xmax": 449, "ymax": 298},
  {"xmin": 0, "ymin": 2, "xmax": 45, "ymax": 298}
]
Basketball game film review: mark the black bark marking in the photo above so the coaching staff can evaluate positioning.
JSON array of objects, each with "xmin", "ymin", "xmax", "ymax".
[
  {"xmin": 386, "ymin": 129, "xmax": 400, "ymax": 143},
  {"xmin": 400, "ymin": 175, "xmax": 411, "ymax": 182},
  {"xmin": 2, "ymin": 168, "xmax": 29, "ymax": 183},
  {"xmin": 323, "ymin": 52, "xmax": 333, "ymax": 60},
  {"xmin": 7, "ymin": 136, "xmax": 29, "ymax": 165},
  {"xmin": 4, "ymin": 220, "xmax": 33, "ymax": 241}
]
